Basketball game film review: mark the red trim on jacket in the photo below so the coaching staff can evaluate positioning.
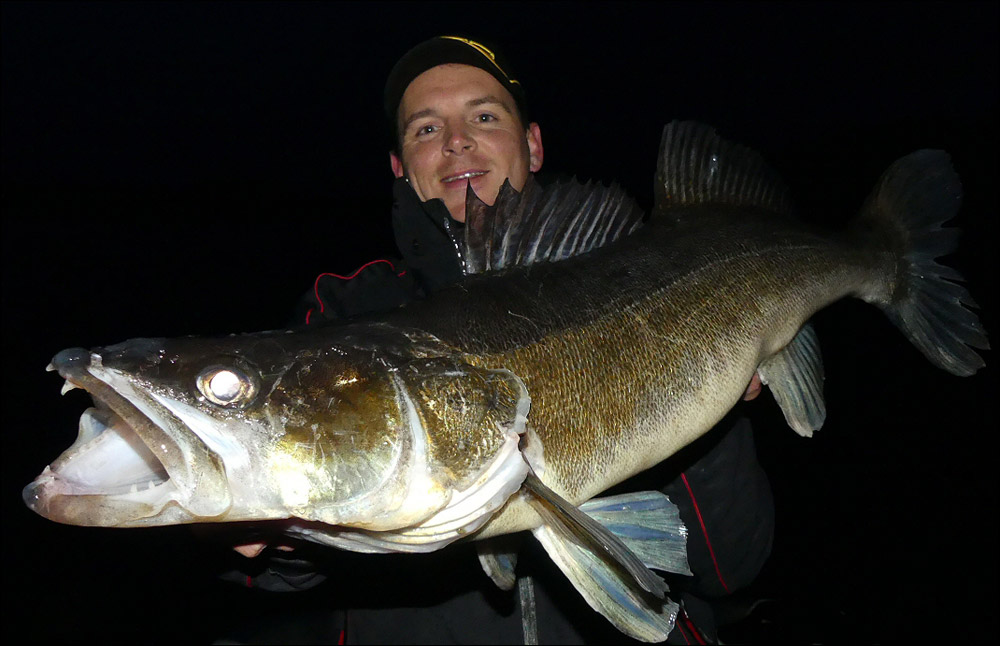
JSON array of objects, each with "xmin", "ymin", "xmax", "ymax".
[
  {"xmin": 305, "ymin": 259, "xmax": 407, "ymax": 325},
  {"xmin": 680, "ymin": 472, "xmax": 731, "ymax": 593}
]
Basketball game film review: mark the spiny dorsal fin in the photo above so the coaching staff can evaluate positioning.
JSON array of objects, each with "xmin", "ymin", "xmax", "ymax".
[
  {"xmin": 654, "ymin": 121, "xmax": 794, "ymax": 223},
  {"xmin": 459, "ymin": 175, "xmax": 644, "ymax": 274}
]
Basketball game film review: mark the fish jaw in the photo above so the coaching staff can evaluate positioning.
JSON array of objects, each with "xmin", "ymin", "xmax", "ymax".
[{"xmin": 24, "ymin": 346, "xmax": 233, "ymax": 526}]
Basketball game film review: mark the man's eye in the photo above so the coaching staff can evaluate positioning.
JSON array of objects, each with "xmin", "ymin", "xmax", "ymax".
[
  {"xmin": 476, "ymin": 113, "xmax": 497, "ymax": 123},
  {"xmin": 415, "ymin": 125, "xmax": 437, "ymax": 137}
]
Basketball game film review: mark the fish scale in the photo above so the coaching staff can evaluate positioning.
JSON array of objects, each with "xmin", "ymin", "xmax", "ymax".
[
  {"xmin": 385, "ymin": 214, "xmax": 874, "ymax": 528},
  {"xmin": 23, "ymin": 122, "xmax": 987, "ymax": 643}
]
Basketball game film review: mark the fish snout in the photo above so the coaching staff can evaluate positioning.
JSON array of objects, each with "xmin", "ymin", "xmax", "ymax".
[
  {"xmin": 48, "ymin": 347, "xmax": 93, "ymax": 375},
  {"xmin": 22, "ymin": 470, "xmax": 51, "ymax": 513}
]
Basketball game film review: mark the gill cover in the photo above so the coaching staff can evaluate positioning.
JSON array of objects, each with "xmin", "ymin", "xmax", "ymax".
[{"xmin": 284, "ymin": 353, "xmax": 532, "ymax": 551}]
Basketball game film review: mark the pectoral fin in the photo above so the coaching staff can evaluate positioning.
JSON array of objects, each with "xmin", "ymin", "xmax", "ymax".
[
  {"xmin": 758, "ymin": 322, "xmax": 826, "ymax": 437},
  {"xmin": 524, "ymin": 475, "xmax": 687, "ymax": 642},
  {"xmin": 523, "ymin": 474, "xmax": 668, "ymax": 598},
  {"xmin": 579, "ymin": 492, "xmax": 691, "ymax": 577}
]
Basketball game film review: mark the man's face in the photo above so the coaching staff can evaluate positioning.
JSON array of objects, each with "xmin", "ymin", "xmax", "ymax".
[{"xmin": 390, "ymin": 64, "xmax": 543, "ymax": 223}]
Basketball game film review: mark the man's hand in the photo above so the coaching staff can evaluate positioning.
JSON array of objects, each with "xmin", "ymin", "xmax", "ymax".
[
  {"xmin": 742, "ymin": 372, "xmax": 762, "ymax": 401},
  {"xmin": 233, "ymin": 542, "xmax": 296, "ymax": 558}
]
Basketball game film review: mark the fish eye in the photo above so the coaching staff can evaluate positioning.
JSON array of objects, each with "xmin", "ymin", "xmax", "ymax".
[{"xmin": 197, "ymin": 366, "xmax": 256, "ymax": 406}]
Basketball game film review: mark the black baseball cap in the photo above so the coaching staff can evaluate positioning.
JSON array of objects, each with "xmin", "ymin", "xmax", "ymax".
[{"xmin": 384, "ymin": 36, "xmax": 529, "ymax": 146}]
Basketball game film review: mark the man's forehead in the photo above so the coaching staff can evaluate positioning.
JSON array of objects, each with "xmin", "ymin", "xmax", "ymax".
[{"xmin": 399, "ymin": 64, "xmax": 517, "ymax": 119}]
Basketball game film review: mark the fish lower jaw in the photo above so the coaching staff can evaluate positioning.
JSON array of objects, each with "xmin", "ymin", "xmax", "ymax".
[
  {"xmin": 25, "ymin": 463, "xmax": 173, "ymax": 501},
  {"xmin": 31, "ymin": 465, "xmax": 169, "ymax": 498},
  {"xmin": 22, "ymin": 465, "xmax": 179, "ymax": 527}
]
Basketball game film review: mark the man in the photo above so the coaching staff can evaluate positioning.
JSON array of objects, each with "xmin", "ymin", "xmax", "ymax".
[
  {"xmin": 388, "ymin": 41, "xmax": 543, "ymax": 223},
  {"xmin": 250, "ymin": 36, "xmax": 773, "ymax": 645}
]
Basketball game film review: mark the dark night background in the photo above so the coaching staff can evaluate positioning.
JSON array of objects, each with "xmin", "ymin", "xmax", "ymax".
[{"xmin": 2, "ymin": 2, "xmax": 996, "ymax": 643}]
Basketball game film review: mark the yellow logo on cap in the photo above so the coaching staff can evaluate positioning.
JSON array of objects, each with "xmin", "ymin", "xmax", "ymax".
[{"xmin": 440, "ymin": 36, "xmax": 521, "ymax": 86}]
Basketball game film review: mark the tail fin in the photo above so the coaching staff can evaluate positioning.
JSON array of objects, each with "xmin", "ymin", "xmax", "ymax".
[{"xmin": 857, "ymin": 150, "xmax": 988, "ymax": 376}]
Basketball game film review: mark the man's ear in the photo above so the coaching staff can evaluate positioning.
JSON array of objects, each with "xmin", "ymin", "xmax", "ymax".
[
  {"xmin": 390, "ymin": 151, "xmax": 405, "ymax": 179},
  {"xmin": 526, "ymin": 122, "xmax": 543, "ymax": 172}
]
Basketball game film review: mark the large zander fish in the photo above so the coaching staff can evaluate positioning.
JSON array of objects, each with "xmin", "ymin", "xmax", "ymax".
[{"xmin": 23, "ymin": 122, "xmax": 988, "ymax": 642}]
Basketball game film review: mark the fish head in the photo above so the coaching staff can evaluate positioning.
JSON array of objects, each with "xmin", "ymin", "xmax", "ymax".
[{"xmin": 24, "ymin": 327, "xmax": 531, "ymax": 540}]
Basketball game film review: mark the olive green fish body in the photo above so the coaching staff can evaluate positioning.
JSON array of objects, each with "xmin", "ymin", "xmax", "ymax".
[{"xmin": 380, "ymin": 210, "xmax": 889, "ymax": 536}]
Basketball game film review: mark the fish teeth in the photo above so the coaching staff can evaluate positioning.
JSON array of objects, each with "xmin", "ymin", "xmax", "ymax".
[{"xmin": 61, "ymin": 381, "xmax": 80, "ymax": 396}]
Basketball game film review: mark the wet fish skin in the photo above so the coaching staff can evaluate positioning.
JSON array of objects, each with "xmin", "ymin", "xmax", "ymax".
[
  {"xmin": 22, "ymin": 122, "xmax": 987, "ymax": 642},
  {"xmin": 24, "ymin": 123, "xmax": 986, "ymax": 539}
]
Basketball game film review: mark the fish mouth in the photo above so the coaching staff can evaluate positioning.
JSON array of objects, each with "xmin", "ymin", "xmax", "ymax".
[
  {"xmin": 23, "ymin": 347, "xmax": 231, "ymax": 526},
  {"xmin": 24, "ymin": 404, "xmax": 171, "ymax": 499}
]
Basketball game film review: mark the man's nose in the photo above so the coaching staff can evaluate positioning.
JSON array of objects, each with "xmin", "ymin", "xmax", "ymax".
[{"xmin": 443, "ymin": 123, "xmax": 475, "ymax": 154}]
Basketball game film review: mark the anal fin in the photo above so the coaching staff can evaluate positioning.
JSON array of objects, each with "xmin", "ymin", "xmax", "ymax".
[{"xmin": 758, "ymin": 322, "xmax": 826, "ymax": 437}]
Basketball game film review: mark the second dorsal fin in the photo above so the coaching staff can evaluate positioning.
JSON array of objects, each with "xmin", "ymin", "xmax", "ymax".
[{"xmin": 653, "ymin": 121, "xmax": 795, "ymax": 224}]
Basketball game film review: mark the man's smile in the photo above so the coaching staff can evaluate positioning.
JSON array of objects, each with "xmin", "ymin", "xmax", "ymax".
[{"xmin": 441, "ymin": 169, "xmax": 489, "ymax": 184}]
